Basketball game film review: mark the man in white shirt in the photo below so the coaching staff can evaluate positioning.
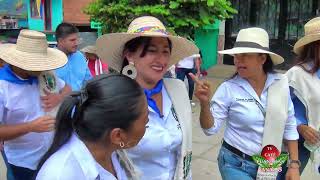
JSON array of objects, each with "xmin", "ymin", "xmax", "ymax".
[{"xmin": 0, "ymin": 30, "xmax": 69, "ymax": 180}]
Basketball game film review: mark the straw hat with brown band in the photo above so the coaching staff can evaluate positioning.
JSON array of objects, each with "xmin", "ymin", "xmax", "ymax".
[
  {"xmin": 294, "ymin": 17, "xmax": 320, "ymax": 55},
  {"xmin": 96, "ymin": 16, "xmax": 199, "ymax": 72},
  {"xmin": 218, "ymin": 27, "xmax": 284, "ymax": 65},
  {"xmin": 0, "ymin": 30, "xmax": 67, "ymax": 71}
]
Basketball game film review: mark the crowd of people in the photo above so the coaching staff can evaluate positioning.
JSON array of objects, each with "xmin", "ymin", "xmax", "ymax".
[{"xmin": 0, "ymin": 14, "xmax": 319, "ymax": 180}]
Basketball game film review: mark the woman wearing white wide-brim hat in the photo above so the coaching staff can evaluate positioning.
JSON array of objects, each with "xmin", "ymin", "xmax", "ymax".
[
  {"xmin": 96, "ymin": 16, "xmax": 198, "ymax": 180},
  {"xmin": 191, "ymin": 27, "xmax": 300, "ymax": 180},
  {"xmin": 286, "ymin": 17, "xmax": 320, "ymax": 177}
]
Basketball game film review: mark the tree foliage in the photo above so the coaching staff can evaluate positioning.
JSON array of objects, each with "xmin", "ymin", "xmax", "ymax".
[{"xmin": 84, "ymin": 0, "xmax": 236, "ymax": 38}]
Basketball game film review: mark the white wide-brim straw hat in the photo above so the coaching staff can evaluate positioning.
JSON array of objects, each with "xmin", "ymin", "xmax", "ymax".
[
  {"xmin": 96, "ymin": 16, "xmax": 199, "ymax": 72},
  {"xmin": 80, "ymin": 45, "xmax": 97, "ymax": 54},
  {"xmin": 0, "ymin": 29, "xmax": 67, "ymax": 71},
  {"xmin": 294, "ymin": 17, "xmax": 320, "ymax": 55},
  {"xmin": 218, "ymin": 27, "xmax": 284, "ymax": 65}
]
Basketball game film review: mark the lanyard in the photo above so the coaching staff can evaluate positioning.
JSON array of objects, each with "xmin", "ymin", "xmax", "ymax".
[{"xmin": 254, "ymin": 99, "xmax": 266, "ymax": 117}]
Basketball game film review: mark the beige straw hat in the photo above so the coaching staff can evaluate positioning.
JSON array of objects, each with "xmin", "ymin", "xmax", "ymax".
[
  {"xmin": 218, "ymin": 27, "xmax": 284, "ymax": 65},
  {"xmin": 0, "ymin": 29, "xmax": 67, "ymax": 71},
  {"xmin": 294, "ymin": 17, "xmax": 320, "ymax": 55},
  {"xmin": 80, "ymin": 45, "xmax": 97, "ymax": 54},
  {"xmin": 96, "ymin": 16, "xmax": 199, "ymax": 72}
]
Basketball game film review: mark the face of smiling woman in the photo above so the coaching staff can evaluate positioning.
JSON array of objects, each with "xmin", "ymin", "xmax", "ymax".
[{"xmin": 126, "ymin": 37, "xmax": 171, "ymax": 89}]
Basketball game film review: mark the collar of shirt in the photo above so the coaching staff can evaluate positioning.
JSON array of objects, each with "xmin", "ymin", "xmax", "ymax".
[
  {"xmin": 70, "ymin": 134, "xmax": 100, "ymax": 179},
  {"xmin": 70, "ymin": 134, "xmax": 125, "ymax": 180},
  {"xmin": 228, "ymin": 73, "xmax": 282, "ymax": 103},
  {"xmin": 0, "ymin": 64, "xmax": 38, "ymax": 85},
  {"xmin": 147, "ymin": 85, "xmax": 171, "ymax": 121},
  {"xmin": 305, "ymin": 61, "xmax": 320, "ymax": 78}
]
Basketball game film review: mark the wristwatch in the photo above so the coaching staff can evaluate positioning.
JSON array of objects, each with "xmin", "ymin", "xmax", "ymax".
[{"xmin": 287, "ymin": 159, "xmax": 301, "ymax": 168}]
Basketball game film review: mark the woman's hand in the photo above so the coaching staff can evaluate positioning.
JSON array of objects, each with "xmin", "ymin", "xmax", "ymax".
[
  {"xmin": 189, "ymin": 73, "xmax": 211, "ymax": 105},
  {"xmin": 189, "ymin": 73, "xmax": 214, "ymax": 129},
  {"xmin": 297, "ymin": 125, "xmax": 320, "ymax": 145},
  {"xmin": 285, "ymin": 166, "xmax": 300, "ymax": 180}
]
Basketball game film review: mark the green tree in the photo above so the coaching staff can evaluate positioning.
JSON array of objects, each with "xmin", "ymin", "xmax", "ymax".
[{"xmin": 84, "ymin": 0, "xmax": 236, "ymax": 38}]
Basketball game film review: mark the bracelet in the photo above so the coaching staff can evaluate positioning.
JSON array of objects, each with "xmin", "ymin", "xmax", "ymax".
[{"xmin": 287, "ymin": 159, "xmax": 301, "ymax": 168}]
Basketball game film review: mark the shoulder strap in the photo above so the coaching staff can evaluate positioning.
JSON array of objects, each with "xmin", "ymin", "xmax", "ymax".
[
  {"xmin": 163, "ymin": 78, "xmax": 192, "ymax": 180},
  {"xmin": 116, "ymin": 149, "xmax": 141, "ymax": 180},
  {"xmin": 262, "ymin": 74, "xmax": 288, "ymax": 151}
]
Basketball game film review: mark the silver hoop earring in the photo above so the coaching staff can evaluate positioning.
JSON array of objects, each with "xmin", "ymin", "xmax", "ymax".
[
  {"xmin": 119, "ymin": 141, "xmax": 125, "ymax": 148},
  {"xmin": 122, "ymin": 62, "xmax": 137, "ymax": 79}
]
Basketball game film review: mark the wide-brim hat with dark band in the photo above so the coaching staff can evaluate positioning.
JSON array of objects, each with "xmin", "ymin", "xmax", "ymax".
[
  {"xmin": 294, "ymin": 17, "xmax": 320, "ymax": 55},
  {"xmin": 0, "ymin": 30, "xmax": 67, "ymax": 71},
  {"xmin": 218, "ymin": 27, "xmax": 284, "ymax": 65},
  {"xmin": 96, "ymin": 16, "xmax": 199, "ymax": 72}
]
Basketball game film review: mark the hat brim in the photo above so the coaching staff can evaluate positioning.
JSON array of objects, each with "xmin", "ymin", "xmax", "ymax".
[
  {"xmin": 218, "ymin": 47, "xmax": 284, "ymax": 65},
  {"xmin": 0, "ymin": 44, "xmax": 67, "ymax": 71},
  {"xmin": 293, "ymin": 33, "xmax": 320, "ymax": 55},
  {"xmin": 96, "ymin": 33, "xmax": 199, "ymax": 72},
  {"xmin": 80, "ymin": 46, "xmax": 96, "ymax": 54}
]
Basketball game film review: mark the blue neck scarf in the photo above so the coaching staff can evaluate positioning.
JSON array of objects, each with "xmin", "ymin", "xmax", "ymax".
[
  {"xmin": 0, "ymin": 64, "xmax": 38, "ymax": 85},
  {"xmin": 144, "ymin": 80, "xmax": 163, "ymax": 118}
]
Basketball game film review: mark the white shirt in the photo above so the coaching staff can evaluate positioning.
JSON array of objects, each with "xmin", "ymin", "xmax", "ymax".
[
  {"xmin": 176, "ymin": 54, "xmax": 200, "ymax": 69},
  {"xmin": 204, "ymin": 73, "xmax": 299, "ymax": 156},
  {"xmin": 37, "ymin": 134, "xmax": 127, "ymax": 180},
  {"xmin": 0, "ymin": 78, "xmax": 65, "ymax": 170},
  {"xmin": 127, "ymin": 87, "xmax": 183, "ymax": 180}
]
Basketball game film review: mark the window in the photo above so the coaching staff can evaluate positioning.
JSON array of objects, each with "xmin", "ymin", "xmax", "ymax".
[
  {"xmin": 30, "ymin": 0, "xmax": 40, "ymax": 18},
  {"xmin": 286, "ymin": 0, "xmax": 313, "ymax": 40}
]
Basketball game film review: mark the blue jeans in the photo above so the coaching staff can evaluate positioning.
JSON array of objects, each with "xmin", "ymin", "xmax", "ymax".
[
  {"xmin": 8, "ymin": 163, "xmax": 36, "ymax": 180},
  {"xmin": 175, "ymin": 68, "xmax": 196, "ymax": 100},
  {"xmin": 1, "ymin": 151, "xmax": 15, "ymax": 180},
  {"xmin": 218, "ymin": 146, "xmax": 258, "ymax": 180}
]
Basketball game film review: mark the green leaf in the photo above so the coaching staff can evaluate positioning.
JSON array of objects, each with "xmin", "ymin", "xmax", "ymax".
[
  {"xmin": 169, "ymin": 1, "xmax": 180, "ymax": 9},
  {"xmin": 84, "ymin": 0, "xmax": 237, "ymax": 37},
  {"xmin": 207, "ymin": 0, "xmax": 215, "ymax": 7},
  {"xmin": 252, "ymin": 155, "xmax": 270, "ymax": 168},
  {"xmin": 272, "ymin": 154, "xmax": 288, "ymax": 168}
]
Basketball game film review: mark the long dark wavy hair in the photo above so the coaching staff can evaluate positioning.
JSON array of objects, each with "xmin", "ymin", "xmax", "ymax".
[{"xmin": 295, "ymin": 41, "xmax": 320, "ymax": 74}]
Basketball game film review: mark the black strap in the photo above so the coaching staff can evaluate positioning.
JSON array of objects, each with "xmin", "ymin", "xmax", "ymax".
[
  {"xmin": 234, "ymin": 41, "xmax": 270, "ymax": 51},
  {"xmin": 222, "ymin": 140, "xmax": 253, "ymax": 161},
  {"xmin": 254, "ymin": 99, "xmax": 266, "ymax": 117}
]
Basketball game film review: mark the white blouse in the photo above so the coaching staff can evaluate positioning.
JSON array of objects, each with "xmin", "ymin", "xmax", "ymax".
[
  {"xmin": 127, "ymin": 87, "xmax": 183, "ymax": 180},
  {"xmin": 0, "ymin": 78, "xmax": 64, "ymax": 170},
  {"xmin": 204, "ymin": 73, "xmax": 299, "ymax": 156},
  {"xmin": 36, "ymin": 134, "xmax": 127, "ymax": 180}
]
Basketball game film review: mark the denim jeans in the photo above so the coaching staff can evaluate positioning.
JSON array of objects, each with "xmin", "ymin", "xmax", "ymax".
[
  {"xmin": 218, "ymin": 146, "xmax": 259, "ymax": 180},
  {"xmin": 175, "ymin": 68, "xmax": 196, "ymax": 100},
  {"xmin": 8, "ymin": 163, "xmax": 36, "ymax": 180},
  {"xmin": 1, "ymin": 151, "xmax": 15, "ymax": 180}
]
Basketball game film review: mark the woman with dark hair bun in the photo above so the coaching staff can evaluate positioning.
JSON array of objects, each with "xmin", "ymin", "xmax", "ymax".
[{"xmin": 36, "ymin": 74, "xmax": 148, "ymax": 180}]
